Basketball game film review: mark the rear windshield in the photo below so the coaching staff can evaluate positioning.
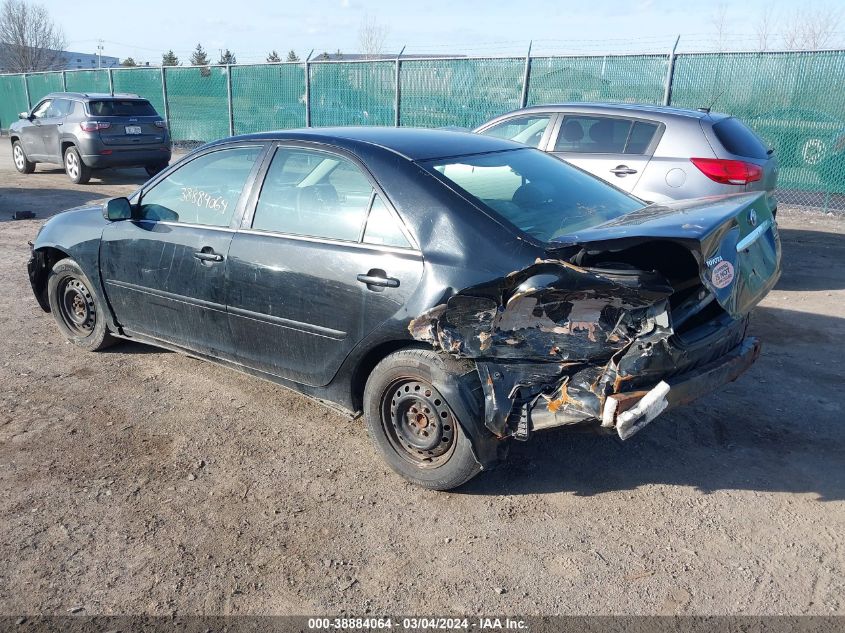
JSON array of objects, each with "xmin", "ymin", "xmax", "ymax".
[
  {"xmin": 422, "ymin": 148, "xmax": 643, "ymax": 242},
  {"xmin": 713, "ymin": 117, "xmax": 770, "ymax": 160},
  {"xmin": 87, "ymin": 100, "xmax": 158, "ymax": 117}
]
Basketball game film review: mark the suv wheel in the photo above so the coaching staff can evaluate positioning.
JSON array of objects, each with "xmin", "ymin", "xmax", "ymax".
[
  {"xmin": 145, "ymin": 163, "xmax": 168, "ymax": 177},
  {"xmin": 64, "ymin": 146, "xmax": 92, "ymax": 184},
  {"xmin": 12, "ymin": 141, "xmax": 35, "ymax": 174},
  {"xmin": 363, "ymin": 349, "xmax": 482, "ymax": 490}
]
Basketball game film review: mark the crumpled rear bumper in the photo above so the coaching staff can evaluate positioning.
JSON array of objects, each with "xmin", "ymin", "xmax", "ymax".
[{"xmin": 529, "ymin": 336, "xmax": 761, "ymax": 439}]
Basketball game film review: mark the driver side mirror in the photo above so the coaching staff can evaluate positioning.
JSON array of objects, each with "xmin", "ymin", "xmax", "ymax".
[
  {"xmin": 104, "ymin": 197, "xmax": 133, "ymax": 221},
  {"xmin": 18, "ymin": 112, "xmax": 30, "ymax": 120}
]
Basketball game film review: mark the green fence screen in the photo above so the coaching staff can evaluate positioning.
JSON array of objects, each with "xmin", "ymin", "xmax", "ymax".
[
  {"xmin": 232, "ymin": 63, "xmax": 305, "ymax": 134},
  {"xmin": 399, "ymin": 57, "xmax": 524, "ymax": 128},
  {"xmin": 0, "ymin": 74, "xmax": 28, "ymax": 130},
  {"xmin": 3, "ymin": 52, "xmax": 845, "ymax": 209}
]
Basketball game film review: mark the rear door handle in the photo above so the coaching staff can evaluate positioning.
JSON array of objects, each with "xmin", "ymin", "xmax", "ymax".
[
  {"xmin": 357, "ymin": 272, "xmax": 399, "ymax": 288},
  {"xmin": 610, "ymin": 165, "xmax": 638, "ymax": 176},
  {"xmin": 193, "ymin": 250, "xmax": 224, "ymax": 262}
]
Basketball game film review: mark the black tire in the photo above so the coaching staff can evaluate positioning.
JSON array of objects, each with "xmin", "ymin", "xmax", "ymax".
[
  {"xmin": 47, "ymin": 258, "xmax": 115, "ymax": 351},
  {"xmin": 12, "ymin": 140, "xmax": 35, "ymax": 174},
  {"xmin": 363, "ymin": 349, "xmax": 482, "ymax": 490},
  {"xmin": 63, "ymin": 146, "xmax": 91, "ymax": 184},
  {"xmin": 145, "ymin": 163, "xmax": 168, "ymax": 177}
]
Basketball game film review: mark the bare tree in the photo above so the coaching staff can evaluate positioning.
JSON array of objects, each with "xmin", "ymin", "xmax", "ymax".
[
  {"xmin": 358, "ymin": 15, "xmax": 388, "ymax": 59},
  {"xmin": 710, "ymin": 3, "xmax": 729, "ymax": 52},
  {"xmin": 755, "ymin": 6, "xmax": 776, "ymax": 51},
  {"xmin": 0, "ymin": 0, "xmax": 65, "ymax": 72},
  {"xmin": 783, "ymin": 6, "xmax": 842, "ymax": 50}
]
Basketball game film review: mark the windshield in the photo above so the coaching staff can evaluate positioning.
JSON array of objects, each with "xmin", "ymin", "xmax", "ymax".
[{"xmin": 423, "ymin": 148, "xmax": 643, "ymax": 242}]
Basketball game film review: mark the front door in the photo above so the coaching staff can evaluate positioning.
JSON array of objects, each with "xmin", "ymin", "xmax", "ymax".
[
  {"xmin": 40, "ymin": 98, "xmax": 71, "ymax": 161},
  {"xmin": 226, "ymin": 144, "xmax": 424, "ymax": 387},
  {"xmin": 549, "ymin": 114, "xmax": 660, "ymax": 193},
  {"xmin": 100, "ymin": 143, "xmax": 266, "ymax": 357},
  {"xmin": 21, "ymin": 99, "xmax": 52, "ymax": 159}
]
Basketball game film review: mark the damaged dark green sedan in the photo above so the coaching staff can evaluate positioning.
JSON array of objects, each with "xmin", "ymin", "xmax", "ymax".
[{"xmin": 27, "ymin": 128, "xmax": 781, "ymax": 490}]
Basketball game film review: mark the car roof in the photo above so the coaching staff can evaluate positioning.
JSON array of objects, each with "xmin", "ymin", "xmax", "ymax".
[
  {"xmin": 216, "ymin": 126, "xmax": 526, "ymax": 161},
  {"xmin": 45, "ymin": 92, "xmax": 144, "ymax": 101},
  {"xmin": 485, "ymin": 102, "xmax": 730, "ymax": 123}
]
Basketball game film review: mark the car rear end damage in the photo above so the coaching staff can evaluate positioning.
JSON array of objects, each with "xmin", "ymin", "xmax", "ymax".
[{"xmin": 409, "ymin": 192, "xmax": 780, "ymax": 442}]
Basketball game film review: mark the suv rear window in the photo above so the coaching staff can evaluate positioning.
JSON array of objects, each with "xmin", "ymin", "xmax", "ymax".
[
  {"xmin": 712, "ymin": 117, "xmax": 769, "ymax": 160},
  {"xmin": 87, "ymin": 100, "xmax": 158, "ymax": 117}
]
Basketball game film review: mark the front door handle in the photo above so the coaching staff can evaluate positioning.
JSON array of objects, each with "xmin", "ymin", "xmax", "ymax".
[
  {"xmin": 357, "ymin": 270, "xmax": 399, "ymax": 289},
  {"xmin": 610, "ymin": 165, "xmax": 638, "ymax": 176},
  {"xmin": 193, "ymin": 250, "xmax": 224, "ymax": 263}
]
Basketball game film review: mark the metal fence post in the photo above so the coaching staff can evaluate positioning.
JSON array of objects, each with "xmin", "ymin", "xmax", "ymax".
[
  {"xmin": 663, "ymin": 35, "xmax": 680, "ymax": 106},
  {"xmin": 61, "ymin": 70, "xmax": 67, "ymax": 91},
  {"xmin": 226, "ymin": 64, "xmax": 234, "ymax": 136},
  {"xmin": 108, "ymin": 67, "xmax": 114, "ymax": 96},
  {"xmin": 520, "ymin": 41, "xmax": 532, "ymax": 108},
  {"xmin": 304, "ymin": 50, "xmax": 313, "ymax": 127},
  {"xmin": 23, "ymin": 74, "xmax": 31, "ymax": 110},
  {"xmin": 160, "ymin": 66, "xmax": 170, "ymax": 128},
  {"xmin": 394, "ymin": 46, "xmax": 405, "ymax": 127}
]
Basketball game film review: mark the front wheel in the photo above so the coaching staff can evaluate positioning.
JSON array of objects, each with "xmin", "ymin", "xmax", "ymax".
[
  {"xmin": 47, "ymin": 258, "xmax": 115, "ymax": 351},
  {"xmin": 64, "ymin": 146, "xmax": 91, "ymax": 184},
  {"xmin": 363, "ymin": 349, "xmax": 482, "ymax": 490},
  {"xmin": 12, "ymin": 141, "xmax": 35, "ymax": 174}
]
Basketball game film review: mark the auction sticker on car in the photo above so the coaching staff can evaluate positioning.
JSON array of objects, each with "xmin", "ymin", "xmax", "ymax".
[
  {"xmin": 711, "ymin": 260, "xmax": 735, "ymax": 288},
  {"xmin": 125, "ymin": 126, "xmax": 142, "ymax": 135}
]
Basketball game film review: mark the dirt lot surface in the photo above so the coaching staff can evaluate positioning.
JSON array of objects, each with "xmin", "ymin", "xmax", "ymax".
[{"xmin": 1, "ymin": 142, "xmax": 844, "ymax": 616}]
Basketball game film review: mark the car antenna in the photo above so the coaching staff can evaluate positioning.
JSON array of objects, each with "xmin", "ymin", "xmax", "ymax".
[{"xmin": 703, "ymin": 88, "xmax": 726, "ymax": 114}]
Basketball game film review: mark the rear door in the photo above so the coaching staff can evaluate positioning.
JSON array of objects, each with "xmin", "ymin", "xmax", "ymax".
[
  {"xmin": 549, "ymin": 114, "xmax": 661, "ymax": 193},
  {"xmin": 100, "ymin": 143, "xmax": 267, "ymax": 357},
  {"xmin": 87, "ymin": 99, "xmax": 166, "ymax": 147},
  {"xmin": 226, "ymin": 143, "xmax": 424, "ymax": 387}
]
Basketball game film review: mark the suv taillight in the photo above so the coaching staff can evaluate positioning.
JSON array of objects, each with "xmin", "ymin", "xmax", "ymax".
[
  {"xmin": 80, "ymin": 121, "xmax": 111, "ymax": 132},
  {"xmin": 690, "ymin": 158, "xmax": 763, "ymax": 185},
  {"xmin": 154, "ymin": 120, "xmax": 167, "ymax": 129}
]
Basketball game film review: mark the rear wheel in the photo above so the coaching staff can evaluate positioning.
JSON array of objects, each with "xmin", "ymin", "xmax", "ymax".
[
  {"xmin": 47, "ymin": 258, "xmax": 115, "ymax": 351},
  {"xmin": 12, "ymin": 141, "xmax": 35, "ymax": 174},
  {"xmin": 64, "ymin": 146, "xmax": 91, "ymax": 184},
  {"xmin": 363, "ymin": 349, "xmax": 482, "ymax": 490},
  {"xmin": 145, "ymin": 163, "xmax": 168, "ymax": 177}
]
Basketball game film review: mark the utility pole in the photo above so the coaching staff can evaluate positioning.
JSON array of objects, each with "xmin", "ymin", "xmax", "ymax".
[{"xmin": 97, "ymin": 39, "xmax": 104, "ymax": 69}]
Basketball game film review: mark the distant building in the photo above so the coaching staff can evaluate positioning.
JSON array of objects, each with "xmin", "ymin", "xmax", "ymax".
[{"xmin": 0, "ymin": 45, "xmax": 119, "ymax": 72}]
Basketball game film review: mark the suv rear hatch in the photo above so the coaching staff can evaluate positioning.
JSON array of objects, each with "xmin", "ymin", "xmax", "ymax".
[{"xmin": 87, "ymin": 99, "xmax": 167, "ymax": 147}]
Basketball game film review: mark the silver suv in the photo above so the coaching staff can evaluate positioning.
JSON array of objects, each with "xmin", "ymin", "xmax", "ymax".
[
  {"xmin": 10, "ymin": 92, "xmax": 171, "ymax": 184},
  {"xmin": 475, "ymin": 103, "xmax": 778, "ymax": 210}
]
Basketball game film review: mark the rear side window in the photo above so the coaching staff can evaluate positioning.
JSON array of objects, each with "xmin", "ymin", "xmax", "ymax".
[
  {"xmin": 88, "ymin": 100, "xmax": 158, "ymax": 117},
  {"xmin": 554, "ymin": 116, "xmax": 659, "ymax": 154},
  {"xmin": 712, "ymin": 117, "xmax": 769, "ymax": 160},
  {"xmin": 478, "ymin": 115, "xmax": 553, "ymax": 148}
]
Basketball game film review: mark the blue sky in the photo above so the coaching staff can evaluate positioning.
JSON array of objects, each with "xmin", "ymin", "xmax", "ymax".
[{"xmin": 46, "ymin": 0, "xmax": 845, "ymax": 64}]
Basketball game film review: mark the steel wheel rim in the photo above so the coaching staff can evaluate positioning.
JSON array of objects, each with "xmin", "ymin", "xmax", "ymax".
[
  {"xmin": 13, "ymin": 145, "xmax": 24, "ymax": 170},
  {"xmin": 381, "ymin": 378, "xmax": 457, "ymax": 468},
  {"xmin": 66, "ymin": 151, "xmax": 79, "ymax": 179},
  {"xmin": 58, "ymin": 276, "xmax": 96, "ymax": 335}
]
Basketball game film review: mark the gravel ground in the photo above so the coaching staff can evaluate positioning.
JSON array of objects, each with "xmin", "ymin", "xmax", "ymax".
[{"xmin": 0, "ymin": 143, "xmax": 844, "ymax": 616}]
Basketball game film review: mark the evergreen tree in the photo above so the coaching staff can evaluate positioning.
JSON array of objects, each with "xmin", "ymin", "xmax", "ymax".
[
  {"xmin": 190, "ymin": 43, "xmax": 210, "ymax": 66},
  {"xmin": 317, "ymin": 51, "xmax": 330, "ymax": 60},
  {"xmin": 161, "ymin": 50, "xmax": 179, "ymax": 66},
  {"xmin": 267, "ymin": 50, "xmax": 281, "ymax": 62},
  {"xmin": 121, "ymin": 57, "xmax": 137, "ymax": 67},
  {"xmin": 218, "ymin": 49, "xmax": 236, "ymax": 65},
  {"xmin": 286, "ymin": 50, "xmax": 300, "ymax": 62}
]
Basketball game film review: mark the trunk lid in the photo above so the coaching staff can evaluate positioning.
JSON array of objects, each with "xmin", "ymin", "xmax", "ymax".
[
  {"xmin": 97, "ymin": 116, "xmax": 166, "ymax": 146},
  {"xmin": 553, "ymin": 192, "xmax": 781, "ymax": 319}
]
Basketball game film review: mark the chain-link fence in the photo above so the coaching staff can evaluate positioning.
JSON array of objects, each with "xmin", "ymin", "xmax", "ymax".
[{"xmin": 2, "ymin": 51, "xmax": 844, "ymax": 211}]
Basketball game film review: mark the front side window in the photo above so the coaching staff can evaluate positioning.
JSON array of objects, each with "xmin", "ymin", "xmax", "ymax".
[
  {"xmin": 425, "ymin": 148, "xmax": 643, "ymax": 242},
  {"xmin": 478, "ymin": 115, "xmax": 552, "ymax": 148},
  {"xmin": 252, "ymin": 147, "xmax": 374, "ymax": 242},
  {"xmin": 138, "ymin": 146, "xmax": 262, "ymax": 226},
  {"xmin": 47, "ymin": 99, "xmax": 72, "ymax": 118},
  {"xmin": 31, "ymin": 100, "xmax": 52, "ymax": 119}
]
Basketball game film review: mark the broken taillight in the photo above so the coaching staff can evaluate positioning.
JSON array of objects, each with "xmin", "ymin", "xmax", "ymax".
[{"xmin": 690, "ymin": 158, "xmax": 763, "ymax": 185}]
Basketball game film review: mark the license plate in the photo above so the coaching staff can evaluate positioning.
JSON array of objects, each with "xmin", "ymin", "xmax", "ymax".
[{"xmin": 125, "ymin": 125, "xmax": 142, "ymax": 135}]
